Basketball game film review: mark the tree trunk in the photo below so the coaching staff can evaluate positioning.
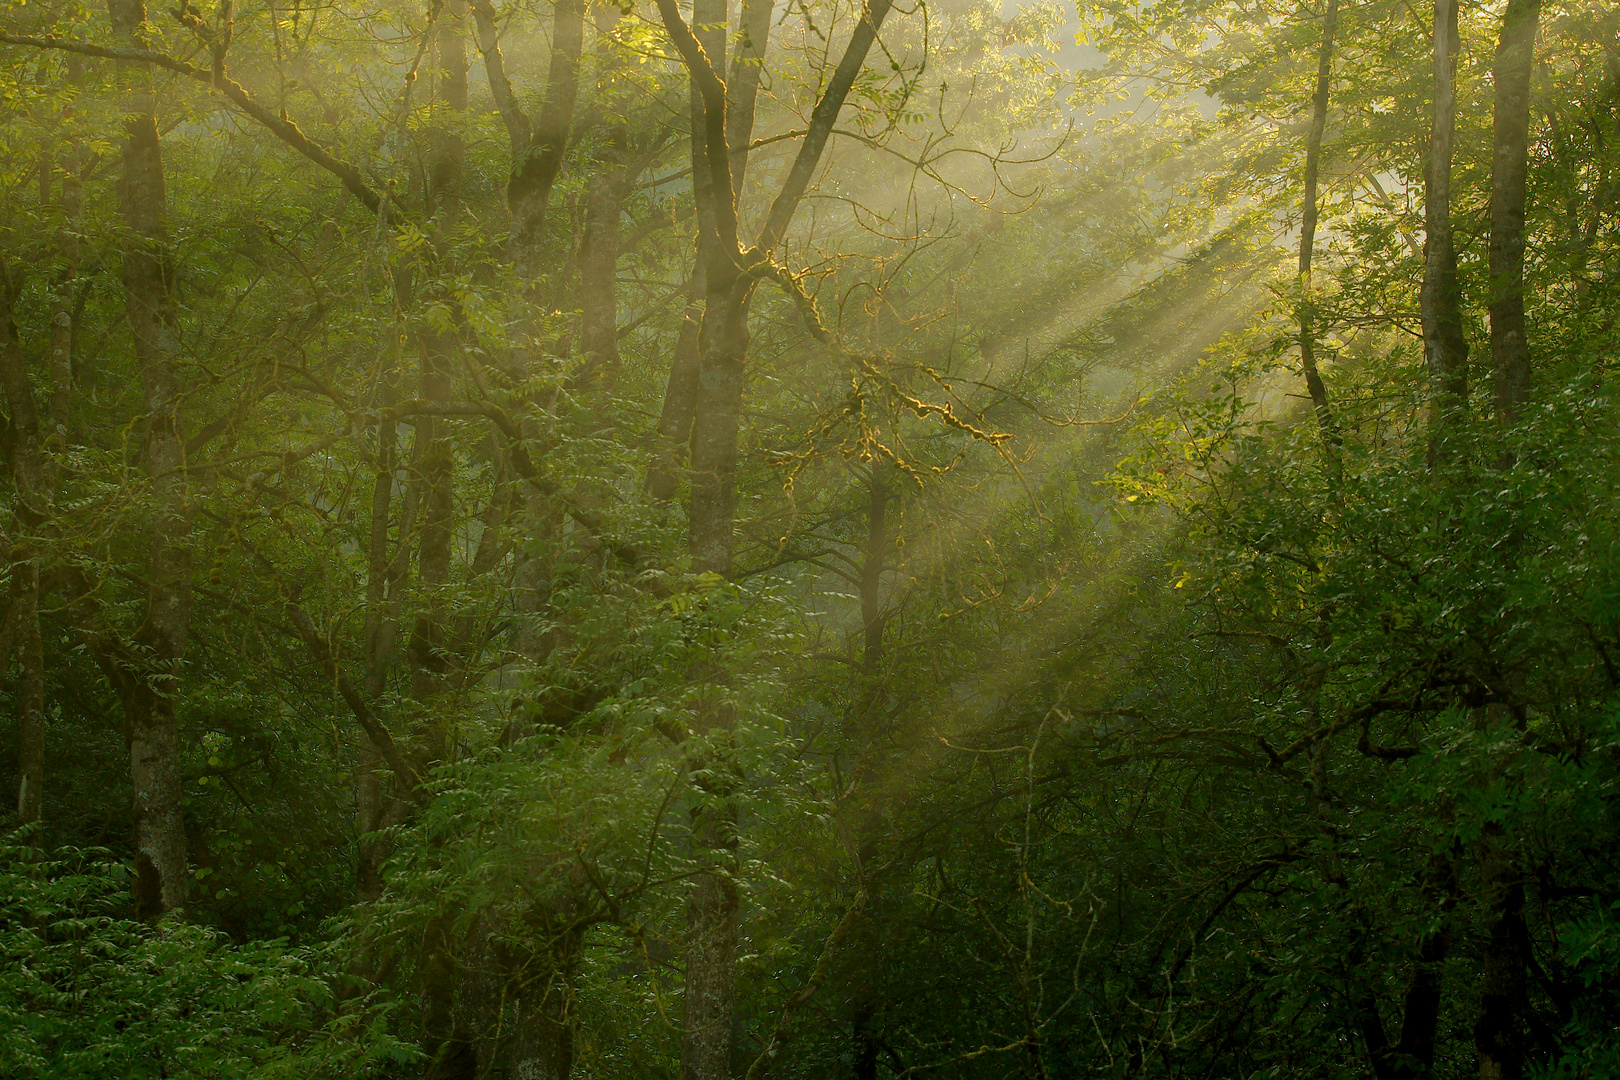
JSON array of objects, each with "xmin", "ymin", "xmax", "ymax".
[
  {"xmin": 648, "ymin": 0, "xmax": 729, "ymax": 502},
  {"xmin": 421, "ymin": 914, "xmax": 476, "ymax": 1080},
  {"xmin": 653, "ymin": 0, "xmax": 900, "ymax": 1070},
  {"xmin": 48, "ymin": 54, "xmax": 82, "ymax": 441},
  {"xmin": 687, "ymin": 282, "xmax": 753, "ymax": 577},
  {"xmin": 418, "ymin": 14, "xmax": 472, "ymax": 1073},
  {"xmin": 1489, "ymin": 0, "xmax": 1540, "ymax": 428},
  {"xmin": 574, "ymin": 151, "xmax": 626, "ymax": 396},
  {"xmin": 573, "ymin": 8, "xmax": 630, "ymax": 399},
  {"xmin": 408, "ymin": 0, "xmax": 466, "ymax": 760},
  {"xmin": 1475, "ymin": 873, "xmax": 1529, "ymax": 1080},
  {"xmin": 0, "ymin": 268, "xmax": 44, "ymax": 837},
  {"xmin": 508, "ymin": 0, "xmax": 583, "ymax": 280},
  {"xmin": 849, "ymin": 467, "xmax": 889, "ymax": 1076},
  {"xmin": 1421, "ymin": 0, "xmax": 1469, "ymax": 464},
  {"xmin": 725, "ymin": 0, "xmax": 774, "ymax": 194},
  {"xmin": 1361, "ymin": 847, "xmax": 1456, "ymax": 1079},
  {"xmin": 648, "ymin": 268, "xmax": 705, "ymax": 502},
  {"xmin": 509, "ymin": 925, "xmax": 584, "ymax": 1080},
  {"xmin": 357, "ymin": 321, "xmax": 407, "ymax": 902},
  {"xmin": 860, "ymin": 470, "xmax": 889, "ymax": 677},
  {"xmin": 1297, "ymin": 0, "xmax": 1341, "ymax": 455},
  {"xmin": 112, "ymin": 0, "xmax": 191, "ymax": 920},
  {"xmin": 682, "ymin": 814, "xmax": 741, "ymax": 1080},
  {"xmin": 9, "ymin": 551, "xmax": 43, "ymax": 833}
]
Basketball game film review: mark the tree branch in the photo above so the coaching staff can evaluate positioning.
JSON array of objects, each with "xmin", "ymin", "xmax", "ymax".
[
  {"xmin": 654, "ymin": 0, "xmax": 740, "ymax": 249},
  {"xmin": 745, "ymin": 887, "xmax": 868, "ymax": 1078},
  {"xmin": 0, "ymin": 33, "xmax": 390, "ymax": 217},
  {"xmin": 467, "ymin": 0, "xmax": 530, "ymax": 152},
  {"xmin": 756, "ymin": 0, "xmax": 897, "ymax": 253},
  {"xmin": 284, "ymin": 604, "xmax": 422, "ymax": 797}
]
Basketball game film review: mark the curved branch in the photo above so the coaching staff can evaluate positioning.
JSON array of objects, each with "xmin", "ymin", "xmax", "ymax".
[
  {"xmin": 467, "ymin": 0, "xmax": 530, "ymax": 151},
  {"xmin": 0, "ymin": 33, "xmax": 390, "ymax": 217},
  {"xmin": 756, "ymin": 0, "xmax": 897, "ymax": 253}
]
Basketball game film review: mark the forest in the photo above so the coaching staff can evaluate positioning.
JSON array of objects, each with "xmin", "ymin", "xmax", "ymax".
[{"xmin": 0, "ymin": 0, "xmax": 1617, "ymax": 1072}]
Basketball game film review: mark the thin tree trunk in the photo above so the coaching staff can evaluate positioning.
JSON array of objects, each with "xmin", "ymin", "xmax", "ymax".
[
  {"xmin": 1473, "ymin": 704, "xmax": 1529, "ymax": 1080},
  {"xmin": 112, "ymin": 0, "xmax": 191, "ymax": 919},
  {"xmin": 357, "ymin": 332, "xmax": 405, "ymax": 902},
  {"xmin": 573, "ymin": 7, "xmax": 630, "ymax": 399},
  {"xmin": 507, "ymin": 0, "xmax": 583, "ymax": 280},
  {"xmin": 679, "ymin": 290, "xmax": 748, "ymax": 1080},
  {"xmin": 683, "ymin": 810, "xmax": 741, "ymax": 1080},
  {"xmin": 1298, "ymin": 0, "xmax": 1341, "ymax": 456},
  {"xmin": 648, "ymin": 267, "xmax": 705, "ymax": 502},
  {"xmin": 574, "ymin": 156, "xmax": 626, "ymax": 395},
  {"xmin": 1360, "ymin": 846, "xmax": 1456, "ymax": 1079},
  {"xmin": 1421, "ymin": 0, "xmax": 1469, "ymax": 465},
  {"xmin": 0, "ymin": 266, "xmax": 45, "ymax": 837},
  {"xmin": 417, "ymin": 12, "xmax": 469, "ymax": 1072},
  {"xmin": 648, "ymin": 0, "xmax": 728, "ymax": 502},
  {"xmin": 354, "ymin": 255, "xmax": 424, "ymax": 902},
  {"xmin": 470, "ymin": 0, "xmax": 582, "ymax": 704},
  {"xmin": 725, "ymin": 0, "xmax": 774, "ymax": 195},
  {"xmin": 652, "ymin": 0, "xmax": 900, "ymax": 1071},
  {"xmin": 1475, "ymin": 870, "xmax": 1529, "ymax": 1079},
  {"xmin": 510, "ymin": 926, "xmax": 583, "ymax": 1080},
  {"xmin": 408, "ymin": 0, "xmax": 466, "ymax": 756},
  {"xmin": 1489, "ymin": 0, "xmax": 1540, "ymax": 428},
  {"xmin": 48, "ymin": 54, "xmax": 82, "ymax": 441},
  {"xmin": 860, "ymin": 470, "xmax": 889, "ymax": 677},
  {"xmin": 850, "ymin": 465, "xmax": 890, "ymax": 1077},
  {"xmin": 687, "ymin": 288, "xmax": 753, "ymax": 577},
  {"xmin": 421, "ymin": 913, "xmax": 476, "ymax": 1080}
]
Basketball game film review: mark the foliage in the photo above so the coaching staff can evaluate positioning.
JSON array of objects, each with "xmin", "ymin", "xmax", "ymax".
[
  {"xmin": 0, "ymin": 835, "xmax": 417, "ymax": 1078},
  {"xmin": 0, "ymin": 0, "xmax": 1618, "ymax": 1072}
]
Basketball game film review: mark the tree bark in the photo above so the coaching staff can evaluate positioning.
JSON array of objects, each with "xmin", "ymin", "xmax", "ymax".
[
  {"xmin": 8, "ymin": 551, "xmax": 43, "ymax": 833},
  {"xmin": 417, "ymin": 14, "xmax": 470, "ymax": 1072},
  {"xmin": 850, "ymin": 467, "xmax": 890, "ymax": 1076},
  {"xmin": 357, "ymin": 306, "xmax": 409, "ymax": 903},
  {"xmin": 509, "ymin": 924, "xmax": 584, "ymax": 1080},
  {"xmin": 408, "ymin": 0, "xmax": 466, "ymax": 756},
  {"xmin": 687, "ymin": 282, "xmax": 753, "ymax": 577},
  {"xmin": 1360, "ymin": 847, "xmax": 1457, "ymax": 1079},
  {"xmin": 1298, "ymin": 0, "xmax": 1341, "ymax": 456},
  {"xmin": 574, "ymin": 152, "xmax": 626, "ymax": 395},
  {"xmin": 682, "ymin": 813, "xmax": 741, "ymax": 1080},
  {"xmin": 725, "ymin": 0, "xmax": 774, "ymax": 195},
  {"xmin": 649, "ymin": 270, "xmax": 705, "ymax": 502},
  {"xmin": 1421, "ymin": 0, "xmax": 1469, "ymax": 465},
  {"xmin": 1489, "ymin": 0, "xmax": 1540, "ymax": 428},
  {"xmin": 111, "ymin": 0, "xmax": 192, "ymax": 919},
  {"xmin": 860, "ymin": 469, "xmax": 889, "ymax": 677}
]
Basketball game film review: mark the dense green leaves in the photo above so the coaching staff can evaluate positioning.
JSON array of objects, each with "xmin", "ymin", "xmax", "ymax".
[{"xmin": 0, "ymin": 836, "xmax": 416, "ymax": 1078}]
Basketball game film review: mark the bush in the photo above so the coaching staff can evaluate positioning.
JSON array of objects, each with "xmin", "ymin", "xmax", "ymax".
[{"xmin": 0, "ymin": 835, "xmax": 418, "ymax": 1079}]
